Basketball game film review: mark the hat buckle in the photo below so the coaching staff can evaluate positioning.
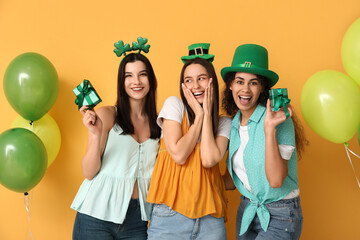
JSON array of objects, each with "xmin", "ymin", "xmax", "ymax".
[
  {"xmin": 194, "ymin": 47, "xmax": 204, "ymax": 56},
  {"xmin": 243, "ymin": 61, "xmax": 252, "ymax": 68}
]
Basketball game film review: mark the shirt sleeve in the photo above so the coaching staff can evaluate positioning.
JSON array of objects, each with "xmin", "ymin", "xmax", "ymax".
[
  {"xmin": 276, "ymin": 117, "xmax": 296, "ymax": 160},
  {"xmin": 217, "ymin": 116, "xmax": 232, "ymax": 139},
  {"xmin": 278, "ymin": 144, "xmax": 295, "ymax": 160},
  {"xmin": 157, "ymin": 96, "xmax": 184, "ymax": 129},
  {"xmin": 276, "ymin": 117, "xmax": 295, "ymax": 146}
]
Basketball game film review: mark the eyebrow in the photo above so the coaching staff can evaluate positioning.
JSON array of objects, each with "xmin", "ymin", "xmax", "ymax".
[
  {"xmin": 125, "ymin": 69, "xmax": 147, "ymax": 74},
  {"xmin": 235, "ymin": 76, "xmax": 259, "ymax": 81},
  {"xmin": 198, "ymin": 74, "xmax": 208, "ymax": 77}
]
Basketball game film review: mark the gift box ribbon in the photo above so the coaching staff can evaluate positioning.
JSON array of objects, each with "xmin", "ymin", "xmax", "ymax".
[
  {"xmin": 269, "ymin": 88, "xmax": 291, "ymax": 119},
  {"xmin": 74, "ymin": 79, "xmax": 101, "ymax": 110}
]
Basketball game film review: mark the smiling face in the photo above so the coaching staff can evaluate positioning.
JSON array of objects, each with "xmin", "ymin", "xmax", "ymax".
[
  {"xmin": 183, "ymin": 63, "xmax": 210, "ymax": 104},
  {"xmin": 230, "ymin": 72, "xmax": 263, "ymax": 116},
  {"xmin": 124, "ymin": 60, "xmax": 150, "ymax": 102}
]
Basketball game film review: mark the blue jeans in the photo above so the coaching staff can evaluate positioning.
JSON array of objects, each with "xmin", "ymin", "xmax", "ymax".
[
  {"xmin": 72, "ymin": 199, "xmax": 148, "ymax": 240},
  {"xmin": 236, "ymin": 196, "xmax": 303, "ymax": 240},
  {"xmin": 147, "ymin": 204, "xmax": 226, "ymax": 240}
]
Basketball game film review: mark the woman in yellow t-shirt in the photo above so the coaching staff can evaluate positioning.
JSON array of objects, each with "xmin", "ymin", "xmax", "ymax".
[{"xmin": 147, "ymin": 43, "xmax": 232, "ymax": 240}]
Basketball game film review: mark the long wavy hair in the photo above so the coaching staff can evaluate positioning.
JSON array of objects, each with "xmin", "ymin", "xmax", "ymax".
[
  {"xmin": 180, "ymin": 58, "xmax": 219, "ymax": 136},
  {"xmin": 115, "ymin": 53, "xmax": 161, "ymax": 139},
  {"xmin": 222, "ymin": 73, "xmax": 308, "ymax": 159}
]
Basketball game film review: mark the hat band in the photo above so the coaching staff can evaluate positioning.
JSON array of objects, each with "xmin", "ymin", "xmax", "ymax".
[
  {"xmin": 237, "ymin": 62, "xmax": 263, "ymax": 69},
  {"xmin": 189, "ymin": 47, "xmax": 209, "ymax": 56}
]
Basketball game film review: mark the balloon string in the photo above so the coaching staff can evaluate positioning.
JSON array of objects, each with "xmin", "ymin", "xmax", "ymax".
[
  {"xmin": 344, "ymin": 144, "xmax": 360, "ymax": 189},
  {"xmin": 29, "ymin": 121, "xmax": 34, "ymax": 132},
  {"xmin": 24, "ymin": 191, "xmax": 34, "ymax": 240}
]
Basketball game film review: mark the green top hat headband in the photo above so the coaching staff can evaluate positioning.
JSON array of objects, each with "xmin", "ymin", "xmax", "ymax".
[
  {"xmin": 114, "ymin": 37, "xmax": 150, "ymax": 57},
  {"xmin": 181, "ymin": 43, "xmax": 215, "ymax": 63},
  {"xmin": 221, "ymin": 44, "xmax": 279, "ymax": 87}
]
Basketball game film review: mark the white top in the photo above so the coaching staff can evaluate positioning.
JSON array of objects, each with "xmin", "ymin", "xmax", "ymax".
[
  {"xmin": 232, "ymin": 125, "xmax": 299, "ymax": 199},
  {"xmin": 71, "ymin": 125, "xmax": 159, "ymax": 224},
  {"xmin": 157, "ymin": 96, "xmax": 232, "ymax": 139}
]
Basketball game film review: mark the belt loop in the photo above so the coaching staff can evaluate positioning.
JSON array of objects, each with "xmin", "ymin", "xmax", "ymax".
[{"xmin": 294, "ymin": 197, "xmax": 299, "ymax": 208}]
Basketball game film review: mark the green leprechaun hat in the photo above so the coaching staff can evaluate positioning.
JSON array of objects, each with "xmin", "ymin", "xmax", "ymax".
[
  {"xmin": 221, "ymin": 44, "xmax": 279, "ymax": 86},
  {"xmin": 181, "ymin": 43, "xmax": 215, "ymax": 63}
]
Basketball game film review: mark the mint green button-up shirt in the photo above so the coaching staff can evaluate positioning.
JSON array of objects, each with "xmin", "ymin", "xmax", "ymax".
[
  {"xmin": 71, "ymin": 125, "xmax": 159, "ymax": 224},
  {"xmin": 227, "ymin": 104, "xmax": 299, "ymax": 235}
]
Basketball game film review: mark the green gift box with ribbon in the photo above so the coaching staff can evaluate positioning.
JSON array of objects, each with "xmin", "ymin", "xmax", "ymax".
[
  {"xmin": 73, "ymin": 79, "xmax": 102, "ymax": 110},
  {"xmin": 269, "ymin": 88, "xmax": 291, "ymax": 119}
]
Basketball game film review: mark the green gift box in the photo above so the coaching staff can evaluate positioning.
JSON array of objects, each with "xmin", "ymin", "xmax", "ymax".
[
  {"xmin": 73, "ymin": 79, "xmax": 102, "ymax": 110},
  {"xmin": 269, "ymin": 88, "xmax": 291, "ymax": 118}
]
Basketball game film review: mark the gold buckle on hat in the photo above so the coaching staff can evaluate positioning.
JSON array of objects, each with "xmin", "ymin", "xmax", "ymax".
[
  {"xmin": 194, "ymin": 47, "xmax": 204, "ymax": 56},
  {"xmin": 244, "ymin": 61, "xmax": 252, "ymax": 68}
]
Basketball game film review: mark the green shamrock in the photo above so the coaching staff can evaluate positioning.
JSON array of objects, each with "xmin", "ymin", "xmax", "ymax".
[
  {"xmin": 132, "ymin": 37, "xmax": 150, "ymax": 54},
  {"xmin": 114, "ymin": 40, "xmax": 132, "ymax": 57}
]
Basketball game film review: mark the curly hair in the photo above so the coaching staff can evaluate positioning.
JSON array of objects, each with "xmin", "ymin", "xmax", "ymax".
[{"xmin": 222, "ymin": 73, "xmax": 308, "ymax": 159}]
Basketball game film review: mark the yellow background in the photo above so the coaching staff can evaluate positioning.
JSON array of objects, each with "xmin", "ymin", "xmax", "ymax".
[{"xmin": 1, "ymin": 0, "xmax": 360, "ymax": 239}]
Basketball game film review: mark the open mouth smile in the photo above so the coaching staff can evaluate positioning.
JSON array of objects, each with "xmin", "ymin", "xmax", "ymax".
[
  {"xmin": 239, "ymin": 95, "xmax": 252, "ymax": 105},
  {"xmin": 132, "ymin": 87, "xmax": 144, "ymax": 91},
  {"xmin": 193, "ymin": 92, "xmax": 204, "ymax": 98}
]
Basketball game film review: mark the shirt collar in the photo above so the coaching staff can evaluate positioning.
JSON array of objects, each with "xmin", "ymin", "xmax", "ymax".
[
  {"xmin": 232, "ymin": 104, "xmax": 266, "ymax": 129},
  {"xmin": 249, "ymin": 104, "xmax": 266, "ymax": 123}
]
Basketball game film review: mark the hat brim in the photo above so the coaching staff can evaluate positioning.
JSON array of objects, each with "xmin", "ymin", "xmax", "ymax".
[
  {"xmin": 221, "ymin": 66, "xmax": 279, "ymax": 87},
  {"xmin": 181, "ymin": 54, "xmax": 215, "ymax": 64}
]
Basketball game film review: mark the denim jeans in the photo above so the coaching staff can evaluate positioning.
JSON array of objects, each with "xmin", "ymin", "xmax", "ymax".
[
  {"xmin": 147, "ymin": 204, "xmax": 227, "ymax": 240},
  {"xmin": 236, "ymin": 196, "xmax": 303, "ymax": 240},
  {"xmin": 72, "ymin": 199, "xmax": 148, "ymax": 240}
]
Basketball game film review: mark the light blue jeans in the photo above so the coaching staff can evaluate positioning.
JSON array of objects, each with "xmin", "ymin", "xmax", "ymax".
[
  {"xmin": 236, "ymin": 196, "xmax": 303, "ymax": 240},
  {"xmin": 147, "ymin": 204, "xmax": 227, "ymax": 240}
]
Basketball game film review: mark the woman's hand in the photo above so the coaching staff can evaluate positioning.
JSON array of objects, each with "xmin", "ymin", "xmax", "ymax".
[
  {"xmin": 264, "ymin": 99, "xmax": 292, "ymax": 130},
  {"xmin": 203, "ymin": 78, "xmax": 214, "ymax": 116},
  {"xmin": 80, "ymin": 106, "xmax": 103, "ymax": 136},
  {"xmin": 181, "ymin": 83, "xmax": 204, "ymax": 117}
]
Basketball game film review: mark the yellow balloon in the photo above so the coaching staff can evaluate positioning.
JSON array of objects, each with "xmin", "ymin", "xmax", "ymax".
[
  {"xmin": 301, "ymin": 70, "xmax": 360, "ymax": 143},
  {"xmin": 11, "ymin": 114, "xmax": 61, "ymax": 167},
  {"xmin": 342, "ymin": 17, "xmax": 360, "ymax": 86}
]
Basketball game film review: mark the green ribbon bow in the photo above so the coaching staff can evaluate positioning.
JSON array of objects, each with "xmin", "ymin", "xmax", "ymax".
[
  {"xmin": 73, "ymin": 79, "xmax": 102, "ymax": 110},
  {"xmin": 269, "ymin": 88, "xmax": 291, "ymax": 119}
]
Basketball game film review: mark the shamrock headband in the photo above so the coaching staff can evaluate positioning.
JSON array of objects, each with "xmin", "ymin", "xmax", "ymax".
[
  {"xmin": 181, "ymin": 43, "xmax": 215, "ymax": 64},
  {"xmin": 114, "ymin": 37, "xmax": 150, "ymax": 57}
]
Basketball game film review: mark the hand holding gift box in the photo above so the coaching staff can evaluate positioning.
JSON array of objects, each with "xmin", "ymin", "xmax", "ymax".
[
  {"xmin": 269, "ymin": 88, "xmax": 291, "ymax": 119},
  {"xmin": 73, "ymin": 79, "xmax": 102, "ymax": 110}
]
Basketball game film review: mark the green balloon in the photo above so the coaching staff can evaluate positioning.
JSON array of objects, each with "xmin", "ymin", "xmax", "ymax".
[
  {"xmin": 301, "ymin": 70, "xmax": 360, "ymax": 143},
  {"xmin": 342, "ymin": 18, "xmax": 360, "ymax": 86},
  {"xmin": 0, "ymin": 128, "xmax": 47, "ymax": 193},
  {"xmin": 3, "ymin": 53, "xmax": 59, "ymax": 121}
]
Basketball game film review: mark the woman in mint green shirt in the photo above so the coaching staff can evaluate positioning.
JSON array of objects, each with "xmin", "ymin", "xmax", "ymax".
[
  {"xmin": 221, "ymin": 44, "xmax": 307, "ymax": 240},
  {"xmin": 71, "ymin": 52, "xmax": 160, "ymax": 240}
]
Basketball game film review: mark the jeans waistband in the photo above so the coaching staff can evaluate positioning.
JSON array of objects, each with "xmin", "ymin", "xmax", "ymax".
[
  {"xmin": 241, "ymin": 195, "xmax": 301, "ymax": 208},
  {"xmin": 128, "ymin": 198, "xmax": 140, "ymax": 208}
]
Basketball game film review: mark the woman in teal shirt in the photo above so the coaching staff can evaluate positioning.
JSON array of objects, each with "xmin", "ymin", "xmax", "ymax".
[{"xmin": 221, "ymin": 44, "xmax": 307, "ymax": 240}]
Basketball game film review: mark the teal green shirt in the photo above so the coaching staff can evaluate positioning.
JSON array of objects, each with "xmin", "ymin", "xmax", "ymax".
[{"xmin": 227, "ymin": 104, "xmax": 299, "ymax": 235}]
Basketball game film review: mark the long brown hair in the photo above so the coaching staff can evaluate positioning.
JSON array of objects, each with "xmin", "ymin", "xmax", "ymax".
[
  {"xmin": 115, "ymin": 53, "xmax": 161, "ymax": 139},
  {"xmin": 180, "ymin": 58, "xmax": 219, "ymax": 136}
]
